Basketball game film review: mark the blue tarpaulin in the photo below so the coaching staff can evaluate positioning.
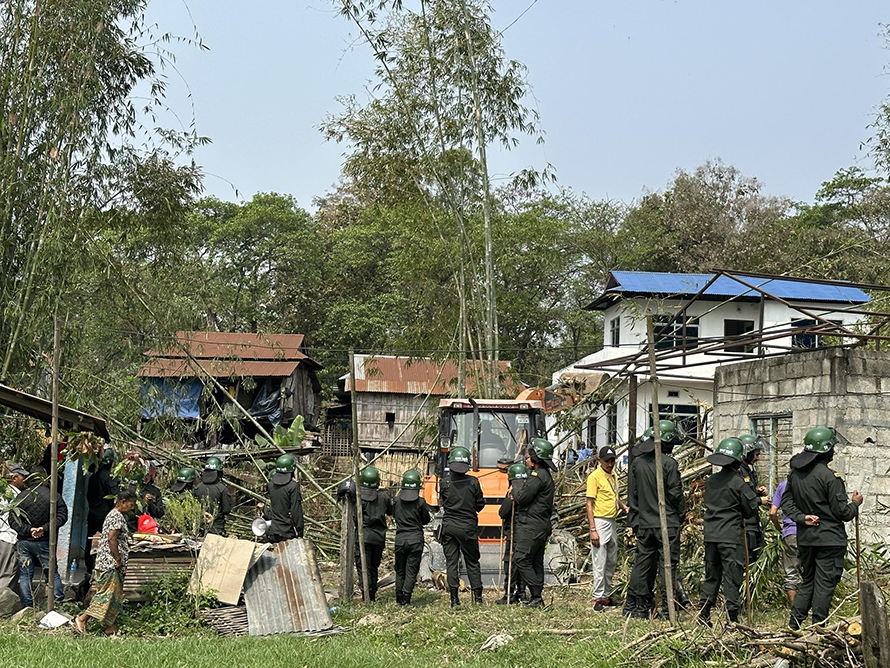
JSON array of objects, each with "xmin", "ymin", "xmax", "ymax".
[{"xmin": 141, "ymin": 378, "xmax": 202, "ymax": 419}]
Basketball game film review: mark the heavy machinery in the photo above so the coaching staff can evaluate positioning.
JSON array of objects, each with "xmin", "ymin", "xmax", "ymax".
[{"xmin": 422, "ymin": 398, "xmax": 548, "ymax": 584}]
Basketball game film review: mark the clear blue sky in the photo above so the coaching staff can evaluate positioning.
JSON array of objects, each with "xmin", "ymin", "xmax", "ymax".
[{"xmin": 147, "ymin": 1, "xmax": 890, "ymax": 208}]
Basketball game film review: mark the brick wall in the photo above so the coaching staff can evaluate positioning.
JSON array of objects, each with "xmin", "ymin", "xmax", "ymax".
[{"xmin": 715, "ymin": 348, "xmax": 890, "ymax": 542}]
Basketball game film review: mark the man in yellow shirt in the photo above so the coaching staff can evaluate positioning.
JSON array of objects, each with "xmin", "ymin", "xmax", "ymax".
[{"xmin": 586, "ymin": 446, "xmax": 628, "ymax": 611}]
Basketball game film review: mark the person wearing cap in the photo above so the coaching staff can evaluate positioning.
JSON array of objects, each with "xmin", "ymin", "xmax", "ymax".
[
  {"xmin": 440, "ymin": 446, "xmax": 485, "ymax": 607},
  {"xmin": 769, "ymin": 472, "xmax": 799, "ymax": 605},
  {"xmin": 193, "ymin": 457, "xmax": 232, "ymax": 536},
  {"xmin": 125, "ymin": 460, "xmax": 165, "ymax": 534},
  {"xmin": 391, "ymin": 469, "xmax": 430, "ymax": 606},
  {"xmin": 0, "ymin": 464, "xmax": 26, "ymax": 597},
  {"xmin": 170, "ymin": 467, "xmax": 197, "ymax": 495},
  {"xmin": 86, "ymin": 448, "xmax": 119, "ymax": 577},
  {"xmin": 496, "ymin": 462, "xmax": 528, "ymax": 605},
  {"xmin": 624, "ymin": 421, "xmax": 686, "ymax": 619},
  {"xmin": 586, "ymin": 446, "xmax": 628, "ymax": 611},
  {"xmin": 781, "ymin": 427, "xmax": 863, "ymax": 630},
  {"xmin": 260, "ymin": 454, "xmax": 304, "ymax": 543},
  {"xmin": 354, "ymin": 466, "xmax": 391, "ymax": 602},
  {"xmin": 512, "ymin": 438, "xmax": 557, "ymax": 608},
  {"xmin": 698, "ymin": 438, "xmax": 760, "ymax": 626},
  {"xmin": 737, "ymin": 434, "xmax": 770, "ymax": 563},
  {"xmin": 9, "ymin": 466, "xmax": 68, "ymax": 607}
]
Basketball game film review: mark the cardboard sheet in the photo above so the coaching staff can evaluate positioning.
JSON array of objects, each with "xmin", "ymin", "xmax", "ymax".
[{"xmin": 188, "ymin": 534, "xmax": 269, "ymax": 605}]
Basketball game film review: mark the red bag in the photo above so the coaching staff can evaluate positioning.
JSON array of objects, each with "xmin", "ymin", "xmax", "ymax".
[{"xmin": 137, "ymin": 514, "xmax": 158, "ymax": 534}]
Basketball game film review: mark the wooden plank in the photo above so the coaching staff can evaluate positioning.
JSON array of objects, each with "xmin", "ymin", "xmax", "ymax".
[
  {"xmin": 861, "ymin": 580, "xmax": 890, "ymax": 668},
  {"xmin": 188, "ymin": 534, "xmax": 266, "ymax": 605}
]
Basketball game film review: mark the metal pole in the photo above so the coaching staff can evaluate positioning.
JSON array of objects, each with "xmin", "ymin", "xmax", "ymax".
[
  {"xmin": 47, "ymin": 315, "xmax": 61, "ymax": 613},
  {"xmin": 646, "ymin": 316, "xmax": 676, "ymax": 626},
  {"xmin": 349, "ymin": 349, "xmax": 370, "ymax": 602}
]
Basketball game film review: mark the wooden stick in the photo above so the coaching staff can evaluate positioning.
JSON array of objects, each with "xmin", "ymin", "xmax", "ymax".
[
  {"xmin": 47, "ymin": 315, "xmax": 60, "ymax": 614},
  {"xmin": 506, "ymin": 502, "xmax": 515, "ymax": 601},
  {"xmin": 350, "ymin": 349, "xmax": 370, "ymax": 603},
  {"xmin": 743, "ymin": 520, "xmax": 751, "ymax": 625},
  {"xmin": 855, "ymin": 513, "xmax": 861, "ymax": 609}
]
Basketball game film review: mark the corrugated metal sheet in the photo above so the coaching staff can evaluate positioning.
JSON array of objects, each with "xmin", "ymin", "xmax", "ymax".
[
  {"xmin": 589, "ymin": 271, "xmax": 871, "ymax": 309},
  {"xmin": 149, "ymin": 331, "xmax": 307, "ymax": 360},
  {"xmin": 139, "ymin": 357, "xmax": 300, "ymax": 378},
  {"xmin": 243, "ymin": 539, "xmax": 334, "ymax": 636},
  {"xmin": 0, "ymin": 383, "xmax": 109, "ymax": 438},
  {"xmin": 342, "ymin": 355, "xmax": 515, "ymax": 395}
]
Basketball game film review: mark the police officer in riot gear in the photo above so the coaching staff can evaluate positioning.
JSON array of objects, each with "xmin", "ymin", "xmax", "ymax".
[
  {"xmin": 624, "ymin": 420, "xmax": 686, "ymax": 619},
  {"xmin": 392, "ymin": 469, "xmax": 430, "ymax": 605},
  {"xmin": 512, "ymin": 438, "xmax": 556, "ymax": 608},
  {"xmin": 354, "ymin": 466, "xmax": 391, "ymax": 602},
  {"xmin": 440, "ymin": 446, "xmax": 485, "ymax": 607},
  {"xmin": 496, "ymin": 462, "xmax": 528, "ymax": 605},
  {"xmin": 261, "ymin": 454, "xmax": 304, "ymax": 542},
  {"xmin": 194, "ymin": 457, "xmax": 232, "ymax": 536},
  {"xmin": 738, "ymin": 434, "xmax": 770, "ymax": 562},
  {"xmin": 698, "ymin": 438, "xmax": 760, "ymax": 626},
  {"xmin": 170, "ymin": 467, "xmax": 197, "ymax": 495},
  {"xmin": 781, "ymin": 427, "xmax": 863, "ymax": 629}
]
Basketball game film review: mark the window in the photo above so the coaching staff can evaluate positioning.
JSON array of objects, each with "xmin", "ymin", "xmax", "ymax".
[
  {"xmin": 654, "ymin": 315, "xmax": 699, "ymax": 351},
  {"xmin": 650, "ymin": 403, "xmax": 700, "ymax": 440},
  {"xmin": 791, "ymin": 319, "xmax": 843, "ymax": 349},
  {"xmin": 385, "ymin": 411, "xmax": 396, "ymax": 429},
  {"xmin": 724, "ymin": 319, "xmax": 755, "ymax": 353},
  {"xmin": 610, "ymin": 317, "xmax": 621, "ymax": 347},
  {"xmin": 586, "ymin": 416, "xmax": 596, "ymax": 449},
  {"xmin": 606, "ymin": 404, "xmax": 618, "ymax": 446}
]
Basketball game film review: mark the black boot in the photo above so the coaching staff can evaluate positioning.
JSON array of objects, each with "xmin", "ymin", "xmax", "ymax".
[
  {"xmin": 495, "ymin": 587, "xmax": 509, "ymax": 605},
  {"xmin": 396, "ymin": 591, "xmax": 407, "ymax": 606},
  {"xmin": 405, "ymin": 591, "xmax": 412, "ymax": 605},
  {"xmin": 622, "ymin": 593, "xmax": 638, "ymax": 618},
  {"xmin": 449, "ymin": 587, "xmax": 460, "ymax": 608},
  {"xmin": 727, "ymin": 609, "xmax": 739, "ymax": 624},
  {"xmin": 698, "ymin": 601, "xmax": 713, "ymax": 628},
  {"xmin": 525, "ymin": 587, "xmax": 544, "ymax": 608},
  {"xmin": 472, "ymin": 588, "xmax": 483, "ymax": 605}
]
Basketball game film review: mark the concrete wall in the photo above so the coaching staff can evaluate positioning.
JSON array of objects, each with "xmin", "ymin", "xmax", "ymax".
[{"xmin": 715, "ymin": 348, "xmax": 890, "ymax": 542}]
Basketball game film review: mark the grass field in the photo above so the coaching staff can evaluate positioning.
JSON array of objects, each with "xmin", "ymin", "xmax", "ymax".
[{"xmin": 0, "ymin": 587, "xmax": 802, "ymax": 668}]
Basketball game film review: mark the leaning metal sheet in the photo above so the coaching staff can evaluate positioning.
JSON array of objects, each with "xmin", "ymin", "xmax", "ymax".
[{"xmin": 243, "ymin": 539, "xmax": 334, "ymax": 636}]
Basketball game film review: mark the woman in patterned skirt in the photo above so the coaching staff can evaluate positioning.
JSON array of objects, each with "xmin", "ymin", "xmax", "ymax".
[{"xmin": 74, "ymin": 489, "xmax": 136, "ymax": 635}]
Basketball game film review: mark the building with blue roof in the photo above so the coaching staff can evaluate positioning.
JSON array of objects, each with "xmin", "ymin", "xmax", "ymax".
[{"xmin": 551, "ymin": 271, "xmax": 871, "ymax": 460}]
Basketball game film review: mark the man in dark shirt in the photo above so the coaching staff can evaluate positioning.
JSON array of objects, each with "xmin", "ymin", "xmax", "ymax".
[
  {"xmin": 391, "ymin": 469, "xmax": 430, "ymax": 605},
  {"xmin": 170, "ymin": 467, "xmax": 197, "ymax": 495},
  {"xmin": 261, "ymin": 454, "xmax": 304, "ymax": 542},
  {"xmin": 10, "ymin": 468, "xmax": 68, "ymax": 607},
  {"xmin": 440, "ymin": 447, "xmax": 485, "ymax": 607},
  {"xmin": 86, "ymin": 448, "xmax": 119, "ymax": 575},
  {"xmin": 781, "ymin": 427, "xmax": 862, "ymax": 629},
  {"xmin": 354, "ymin": 466, "xmax": 391, "ymax": 602},
  {"xmin": 513, "ymin": 438, "xmax": 556, "ymax": 608},
  {"xmin": 698, "ymin": 438, "xmax": 760, "ymax": 626},
  {"xmin": 496, "ymin": 462, "xmax": 527, "ymax": 605},
  {"xmin": 738, "ymin": 434, "xmax": 770, "ymax": 562},
  {"xmin": 193, "ymin": 457, "xmax": 232, "ymax": 536},
  {"xmin": 625, "ymin": 422, "xmax": 686, "ymax": 620},
  {"xmin": 126, "ymin": 461, "xmax": 165, "ymax": 534}
]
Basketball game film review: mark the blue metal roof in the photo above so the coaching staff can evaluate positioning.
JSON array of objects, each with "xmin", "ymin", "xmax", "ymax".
[{"xmin": 594, "ymin": 271, "xmax": 871, "ymax": 306}]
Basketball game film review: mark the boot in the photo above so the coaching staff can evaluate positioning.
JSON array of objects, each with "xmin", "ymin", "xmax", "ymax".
[
  {"xmin": 727, "ymin": 609, "xmax": 739, "ymax": 624},
  {"xmin": 405, "ymin": 591, "xmax": 412, "ymax": 605},
  {"xmin": 449, "ymin": 587, "xmax": 460, "ymax": 608},
  {"xmin": 396, "ymin": 591, "xmax": 407, "ymax": 606},
  {"xmin": 495, "ymin": 587, "xmax": 509, "ymax": 605},
  {"xmin": 525, "ymin": 586, "xmax": 544, "ymax": 608},
  {"xmin": 697, "ymin": 601, "xmax": 713, "ymax": 628},
  {"xmin": 472, "ymin": 588, "xmax": 483, "ymax": 605}
]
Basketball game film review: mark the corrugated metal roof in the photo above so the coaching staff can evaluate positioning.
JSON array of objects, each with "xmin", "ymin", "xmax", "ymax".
[
  {"xmin": 149, "ymin": 331, "xmax": 307, "ymax": 360},
  {"xmin": 342, "ymin": 355, "xmax": 515, "ymax": 395},
  {"xmin": 588, "ymin": 271, "xmax": 871, "ymax": 309},
  {"xmin": 243, "ymin": 539, "xmax": 334, "ymax": 636},
  {"xmin": 0, "ymin": 383, "xmax": 110, "ymax": 439},
  {"xmin": 139, "ymin": 357, "xmax": 300, "ymax": 378}
]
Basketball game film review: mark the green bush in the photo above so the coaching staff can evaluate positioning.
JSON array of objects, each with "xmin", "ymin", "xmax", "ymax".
[{"xmin": 118, "ymin": 570, "xmax": 216, "ymax": 637}]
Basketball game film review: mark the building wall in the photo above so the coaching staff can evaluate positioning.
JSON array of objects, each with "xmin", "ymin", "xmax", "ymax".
[
  {"xmin": 355, "ymin": 392, "xmax": 437, "ymax": 450},
  {"xmin": 715, "ymin": 348, "xmax": 890, "ymax": 542},
  {"xmin": 282, "ymin": 366, "xmax": 321, "ymax": 428}
]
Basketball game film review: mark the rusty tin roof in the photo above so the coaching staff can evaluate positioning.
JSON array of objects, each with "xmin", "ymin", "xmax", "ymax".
[{"xmin": 342, "ymin": 355, "xmax": 515, "ymax": 395}]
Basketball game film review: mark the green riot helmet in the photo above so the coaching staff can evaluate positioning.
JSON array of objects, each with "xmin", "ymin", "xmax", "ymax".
[
  {"xmin": 359, "ymin": 466, "xmax": 381, "ymax": 501},
  {"xmin": 171, "ymin": 467, "xmax": 196, "ymax": 493},
  {"xmin": 101, "ymin": 448, "xmax": 116, "ymax": 466},
  {"xmin": 530, "ymin": 438, "xmax": 557, "ymax": 471},
  {"xmin": 738, "ymin": 434, "xmax": 765, "ymax": 460},
  {"xmin": 400, "ymin": 469, "xmax": 422, "ymax": 501},
  {"xmin": 707, "ymin": 437, "xmax": 744, "ymax": 467},
  {"xmin": 202, "ymin": 456, "xmax": 223, "ymax": 484},
  {"xmin": 642, "ymin": 420, "xmax": 677, "ymax": 442},
  {"xmin": 448, "ymin": 446, "xmax": 471, "ymax": 474},
  {"xmin": 804, "ymin": 427, "xmax": 837, "ymax": 454},
  {"xmin": 508, "ymin": 462, "xmax": 529, "ymax": 493},
  {"xmin": 272, "ymin": 454, "xmax": 296, "ymax": 485}
]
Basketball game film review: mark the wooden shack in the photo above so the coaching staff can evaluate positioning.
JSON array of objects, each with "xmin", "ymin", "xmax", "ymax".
[{"xmin": 139, "ymin": 331, "xmax": 322, "ymax": 442}]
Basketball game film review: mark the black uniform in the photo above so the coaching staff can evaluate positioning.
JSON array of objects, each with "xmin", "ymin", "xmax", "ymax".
[
  {"xmin": 739, "ymin": 461, "xmax": 764, "ymax": 562},
  {"xmin": 699, "ymin": 466, "xmax": 760, "ymax": 622},
  {"xmin": 85, "ymin": 463, "xmax": 119, "ymax": 574},
  {"xmin": 391, "ymin": 493, "xmax": 431, "ymax": 602},
  {"xmin": 512, "ymin": 466, "xmax": 555, "ymax": 600},
  {"xmin": 625, "ymin": 451, "xmax": 685, "ymax": 616},
  {"xmin": 264, "ymin": 477, "xmax": 304, "ymax": 542},
  {"xmin": 440, "ymin": 472, "xmax": 485, "ymax": 592},
  {"xmin": 126, "ymin": 481, "xmax": 166, "ymax": 534},
  {"xmin": 354, "ymin": 489, "xmax": 392, "ymax": 601},
  {"xmin": 781, "ymin": 457, "xmax": 859, "ymax": 628},
  {"xmin": 194, "ymin": 479, "xmax": 232, "ymax": 536},
  {"xmin": 498, "ymin": 495, "xmax": 523, "ymax": 601}
]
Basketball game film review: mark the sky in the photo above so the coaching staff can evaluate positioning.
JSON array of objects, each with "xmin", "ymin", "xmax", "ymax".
[{"xmin": 145, "ymin": 1, "xmax": 890, "ymax": 209}]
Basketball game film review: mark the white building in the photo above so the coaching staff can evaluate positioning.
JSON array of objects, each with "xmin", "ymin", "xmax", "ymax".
[{"xmin": 552, "ymin": 271, "xmax": 870, "ymax": 455}]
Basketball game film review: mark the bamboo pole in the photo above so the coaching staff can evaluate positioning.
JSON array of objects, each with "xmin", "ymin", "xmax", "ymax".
[
  {"xmin": 646, "ymin": 315, "xmax": 676, "ymax": 626},
  {"xmin": 47, "ymin": 314, "xmax": 60, "ymax": 613},
  {"xmin": 350, "ymin": 349, "xmax": 370, "ymax": 602}
]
